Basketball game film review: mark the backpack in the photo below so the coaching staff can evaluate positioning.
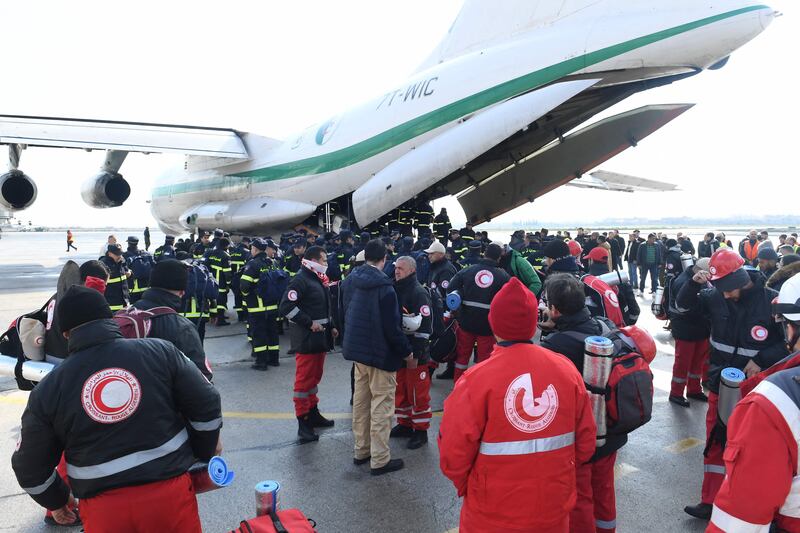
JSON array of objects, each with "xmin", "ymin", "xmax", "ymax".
[
  {"xmin": 229, "ymin": 509, "xmax": 316, "ymax": 533},
  {"xmin": 581, "ymin": 274, "xmax": 625, "ymax": 328},
  {"xmin": 258, "ymin": 269, "xmax": 290, "ymax": 305},
  {"xmin": 413, "ymin": 251, "xmax": 432, "ymax": 286},
  {"xmin": 185, "ymin": 263, "xmax": 218, "ymax": 302},
  {"xmin": 128, "ymin": 253, "xmax": 155, "ymax": 282},
  {"xmin": 602, "ymin": 270, "xmax": 639, "ymax": 325},
  {"xmin": 113, "ymin": 306, "xmax": 176, "ymax": 338},
  {"xmin": 430, "ymin": 319, "xmax": 457, "ymax": 363},
  {"xmin": 563, "ymin": 319, "xmax": 654, "ymax": 436},
  {"xmin": 425, "ymin": 286, "xmax": 446, "ymax": 340}
]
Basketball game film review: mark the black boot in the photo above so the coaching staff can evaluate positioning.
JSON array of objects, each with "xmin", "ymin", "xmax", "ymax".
[
  {"xmin": 684, "ymin": 503, "xmax": 712, "ymax": 520},
  {"xmin": 390, "ymin": 424, "xmax": 414, "ymax": 439},
  {"xmin": 268, "ymin": 353, "xmax": 280, "ymax": 367},
  {"xmin": 251, "ymin": 361, "xmax": 269, "ymax": 371},
  {"xmin": 669, "ymin": 395, "xmax": 690, "ymax": 407},
  {"xmin": 371, "ymin": 458, "xmax": 404, "ymax": 476},
  {"xmin": 307, "ymin": 406, "xmax": 334, "ymax": 428},
  {"xmin": 407, "ymin": 430, "xmax": 428, "ymax": 450},
  {"xmin": 437, "ymin": 363, "xmax": 454, "ymax": 380},
  {"xmin": 297, "ymin": 415, "xmax": 319, "ymax": 443},
  {"xmin": 688, "ymin": 392, "xmax": 709, "ymax": 402}
]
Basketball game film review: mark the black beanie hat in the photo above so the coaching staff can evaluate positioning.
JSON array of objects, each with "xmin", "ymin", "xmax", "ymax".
[
  {"xmin": 58, "ymin": 285, "xmax": 112, "ymax": 333},
  {"xmin": 149, "ymin": 259, "xmax": 188, "ymax": 291},
  {"xmin": 543, "ymin": 239, "xmax": 571, "ymax": 260}
]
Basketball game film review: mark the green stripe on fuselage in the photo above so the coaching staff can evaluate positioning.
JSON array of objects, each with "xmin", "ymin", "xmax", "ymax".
[{"xmin": 154, "ymin": 5, "xmax": 766, "ymax": 198}]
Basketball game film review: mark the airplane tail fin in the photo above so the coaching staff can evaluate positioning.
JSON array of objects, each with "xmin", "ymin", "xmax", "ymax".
[{"xmin": 416, "ymin": 0, "xmax": 601, "ymax": 72}]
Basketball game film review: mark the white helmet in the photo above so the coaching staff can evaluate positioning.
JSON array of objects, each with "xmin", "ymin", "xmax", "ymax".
[
  {"xmin": 402, "ymin": 313, "xmax": 423, "ymax": 333},
  {"xmin": 777, "ymin": 272, "xmax": 800, "ymax": 323}
]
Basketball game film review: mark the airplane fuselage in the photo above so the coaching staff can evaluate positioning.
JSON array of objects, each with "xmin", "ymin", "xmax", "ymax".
[{"xmin": 150, "ymin": 0, "xmax": 772, "ymax": 235}]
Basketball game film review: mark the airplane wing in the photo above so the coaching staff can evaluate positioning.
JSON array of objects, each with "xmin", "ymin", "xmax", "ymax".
[
  {"xmin": 568, "ymin": 170, "xmax": 678, "ymax": 192},
  {"xmin": 0, "ymin": 115, "xmax": 249, "ymax": 158}
]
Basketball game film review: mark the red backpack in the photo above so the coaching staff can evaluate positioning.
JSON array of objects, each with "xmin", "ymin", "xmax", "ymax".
[
  {"xmin": 230, "ymin": 510, "xmax": 316, "ymax": 533},
  {"xmin": 581, "ymin": 275, "xmax": 625, "ymax": 328},
  {"xmin": 113, "ymin": 306, "xmax": 176, "ymax": 339},
  {"xmin": 564, "ymin": 318, "xmax": 654, "ymax": 436}
]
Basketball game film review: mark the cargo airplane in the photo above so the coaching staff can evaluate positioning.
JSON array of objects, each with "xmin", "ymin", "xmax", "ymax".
[{"xmin": 0, "ymin": 0, "xmax": 776, "ymax": 236}]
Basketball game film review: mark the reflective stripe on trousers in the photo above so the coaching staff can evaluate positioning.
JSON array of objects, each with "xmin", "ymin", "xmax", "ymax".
[
  {"xmin": 710, "ymin": 505, "xmax": 771, "ymax": 533},
  {"xmin": 479, "ymin": 431, "xmax": 575, "ymax": 456}
]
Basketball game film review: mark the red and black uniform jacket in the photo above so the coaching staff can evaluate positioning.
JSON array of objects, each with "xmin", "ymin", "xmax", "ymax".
[{"xmin": 12, "ymin": 319, "xmax": 221, "ymax": 509}]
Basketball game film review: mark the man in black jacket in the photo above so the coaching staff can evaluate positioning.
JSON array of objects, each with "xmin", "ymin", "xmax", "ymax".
[
  {"xmin": 241, "ymin": 239, "xmax": 279, "ymax": 371},
  {"xmin": 12, "ymin": 286, "xmax": 221, "ymax": 531},
  {"xmin": 698, "ymin": 232, "xmax": 719, "ymax": 259},
  {"xmin": 132, "ymin": 260, "xmax": 213, "ymax": 381},
  {"xmin": 433, "ymin": 208, "xmax": 451, "ymax": 244},
  {"xmin": 424, "ymin": 240, "xmax": 458, "ymax": 380},
  {"xmin": 391, "ymin": 256, "xmax": 433, "ymax": 450},
  {"xmin": 205, "ymin": 237, "xmax": 233, "ymax": 326},
  {"xmin": 99, "ymin": 243, "xmax": 130, "ymax": 311},
  {"xmin": 677, "ymin": 249, "xmax": 788, "ymax": 520},
  {"xmin": 667, "ymin": 258, "xmax": 711, "ymax": 407},
  {"xmin": 447, "ymin": 243, "xmax": 510, "ymax": 381},
  {"xmin": 624, "ymin": 232, "xmax": 644, "ymax": 291},
  {"xmin": 636, "ymin": 233, "xmax": 663, "ymax": 294},
  {"xmin": 342, "ymin": 240, "xmax": 413, "ymax": 475},
  {"xmin": 278, "ymin": 245, "xmax": 337, "ymax": 443},
  {"xmin": 539, "ymin": 273, "xmax": 625, "ymax": 533}
]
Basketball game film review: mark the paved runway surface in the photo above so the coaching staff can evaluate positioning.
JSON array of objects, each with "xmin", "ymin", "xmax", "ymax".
[{"xmin": 0, "ymin": 248, "xmax": 712, "ymax": 532}]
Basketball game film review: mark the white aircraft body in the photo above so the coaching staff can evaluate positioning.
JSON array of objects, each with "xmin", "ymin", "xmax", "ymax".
[{"xmin": 0, "ymin": 0, "xmax": 776, "ymax": 236}]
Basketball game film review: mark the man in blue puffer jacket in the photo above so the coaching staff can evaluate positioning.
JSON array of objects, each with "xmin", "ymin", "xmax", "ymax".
[{"xmin": 342, "ymin": 239, "xmax": 413, "ymax": 476}]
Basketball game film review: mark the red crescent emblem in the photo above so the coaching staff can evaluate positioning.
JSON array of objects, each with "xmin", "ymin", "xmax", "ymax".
[{"xmin": 82, "ymin": 368, "xmax": 141, "ymax": 424}]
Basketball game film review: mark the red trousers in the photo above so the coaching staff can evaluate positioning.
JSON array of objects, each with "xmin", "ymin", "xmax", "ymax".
[
  {"xmin": 80, "ymin": 473, "xmax": 201, "ymax": 533},
  {"xmin": 570, "ymin": 452, "xmax": 617, "ymax": 533},
  {"xmin": 702, "ymin": 392, "xmax": 725, "ymax": 504},
  {"xmin": 671, "ymin": 339, "xmax": 709, "ymax": 397},
  {"xmin": 395, "ymin": 365, "xmax": 432, "ymax": 431},
  {"xmin": 294, "ymin": 353, "xmax": 325, "ymax": 416},
  {"xmin": 454, "ymin": 328, "xmax": 495, "ymax": 382}
]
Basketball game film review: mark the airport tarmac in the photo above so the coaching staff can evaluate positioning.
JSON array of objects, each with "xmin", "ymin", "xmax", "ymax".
[{"xmin": 0, "ymin": 243, "xmax": 712, "ymax": 532}]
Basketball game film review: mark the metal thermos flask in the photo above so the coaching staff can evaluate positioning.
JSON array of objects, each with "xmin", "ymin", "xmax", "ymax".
[
  {"xmin": 652, "ymin": 286, "xmax": 665, "ymax": 316},
  {"xmin": 718, "ymin": 367, "xmax": 746, "ymax": 425},
  {"xmin": 680, "ymin": 253, "xmax": 695, "ymax": 271},
  {"xmin": 255, "ymin": 480, "xmax": 281, "ymax": 517},
  {"xmin": 583, "ymin": 336, "xmax": 615, "ymax": 447},
  {"xmin": 598, "ymin": 270, "xmax": 629, "ymax": 287}
]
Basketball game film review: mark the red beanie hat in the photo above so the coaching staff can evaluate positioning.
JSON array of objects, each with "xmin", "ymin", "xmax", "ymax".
[{"xmin": 488, "ymin": 277, "xmax": 538, "ymax": 341}]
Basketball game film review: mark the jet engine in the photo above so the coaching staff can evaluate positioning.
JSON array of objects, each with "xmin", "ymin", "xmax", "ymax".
[
  {"xmin": 80, "ymin": 171, "xmax": 131, "ymax": 208},
  {"xmin": 0, "ymin": 169, "xmax": 38, "ymax": 210}
]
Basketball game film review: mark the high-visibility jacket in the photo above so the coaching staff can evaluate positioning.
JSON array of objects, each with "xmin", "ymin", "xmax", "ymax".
[
  {"xmin": 439, "ymin": 342, "xmax": 596, "ymax": 532},
  {"xmin": 708, "ymin": 366, "xmax": 800, "ymax": 533},
  {"xmin": 740, "ymin": 239, "xmax": 760, "ymax": 262}
]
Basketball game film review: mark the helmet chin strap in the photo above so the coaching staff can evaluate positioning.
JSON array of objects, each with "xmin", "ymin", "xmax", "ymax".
[{"xmin": 785, "ymin": 321, "xmax": 800, "ymax": 352}]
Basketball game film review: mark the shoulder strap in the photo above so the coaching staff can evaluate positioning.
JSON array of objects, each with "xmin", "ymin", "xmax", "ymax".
[{"xmin": 143, "ymin": 306, "xmax": 177, "ymax": 317}]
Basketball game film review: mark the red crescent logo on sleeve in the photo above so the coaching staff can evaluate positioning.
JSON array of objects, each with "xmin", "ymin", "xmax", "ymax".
[
  {"xmin": 441, "ymin": 280, "xmax": 449, "ymax": 289},
  {"xmin": 420, "ymin": 305, "xmax": 431, "ymax": 317},
  {"xmin": 82, "ymin": 368, "xmax": 141, "ymax": 424},
  {"xmin": 287, "ymin": 290, "xmax": 298, "ymax": 301},
  {"xmin": 751, "ymin": 326, "xmax": 768, "ymax": 341}
]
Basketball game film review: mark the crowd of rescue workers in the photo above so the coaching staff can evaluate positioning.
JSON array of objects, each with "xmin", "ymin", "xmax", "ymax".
[{"xmin": 8, "ymin": 204, "xmax": 800, "ymax": 532}]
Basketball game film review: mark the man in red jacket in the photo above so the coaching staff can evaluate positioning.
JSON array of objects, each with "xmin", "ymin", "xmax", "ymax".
[
  {"xmin": 708, "ymin": 272, "xmax": 800, "ymax": 532},
  {"xmin": 438, "ymin": 277, "xmax": 596, "ymax": 532}
]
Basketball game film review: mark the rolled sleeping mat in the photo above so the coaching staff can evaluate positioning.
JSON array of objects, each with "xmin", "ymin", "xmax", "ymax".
[
  {"xmin": 445, "ymin": 291, "xmax": 461, "ymax": 311},
  {"xmin": 0, "ymin": 354, "xmax": 55, "ymax": 382},
  {"xmin": 189, "ymin": 456, "xmax": 235, "ymax": 494}
]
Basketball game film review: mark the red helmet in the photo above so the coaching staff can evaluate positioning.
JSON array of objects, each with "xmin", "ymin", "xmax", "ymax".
[
  {"xmin": 620, "ymin": 325, "xmax": 657, "ymax": 363},
  {"xmin": 708, "ymin": 249, "xmax": 745, "ymax": 281},
  {"xmin": 567, "ymin": 240, "xmax": 582, "ymax": 257}
]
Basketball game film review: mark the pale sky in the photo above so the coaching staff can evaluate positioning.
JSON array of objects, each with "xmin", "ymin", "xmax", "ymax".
[{"xmin": 1, "ymin": 0, "xmax": 797, "ymax": 229}]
